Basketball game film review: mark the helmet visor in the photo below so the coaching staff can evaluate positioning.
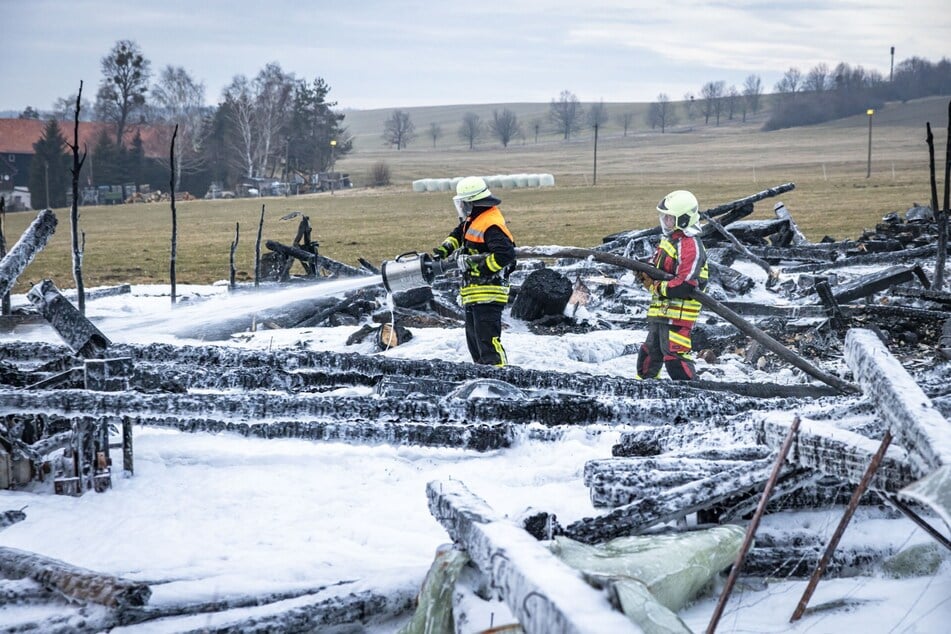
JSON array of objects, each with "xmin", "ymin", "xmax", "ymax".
[{"xmin": 659, "ymin": 212, "xmax": 676, "ymax": 234}]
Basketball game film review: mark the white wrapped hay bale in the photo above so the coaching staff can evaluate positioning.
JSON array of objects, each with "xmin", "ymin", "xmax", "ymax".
[
  {"xmin": 514, "ymin": 173, "xmax": 529, "ymax": 187},
  {"xmin": 540, "ymin": 173, "xmax": 555, "ymax": 187},
  {"xmin": 526, "ymin": 173, "xmax": 541, "ymax": 187},
  {"xmin": 412, "ymin": 179, "xmax": 428, "ymax": 192}
]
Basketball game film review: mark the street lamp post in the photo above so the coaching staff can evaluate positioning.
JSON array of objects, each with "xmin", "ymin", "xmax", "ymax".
[
  {"xmin": 329, "ymin": 139, "xmax": 337, "ymax": 195},
  {"xmin": 866, "ymin": 109, "xmax": 874, "ymax": 179}
]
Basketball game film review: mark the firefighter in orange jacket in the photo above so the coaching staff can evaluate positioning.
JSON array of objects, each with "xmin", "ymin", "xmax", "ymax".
[
  {"xmin": 432, "ymin": 176, "xmax": 516, "ymax": 366},
  {"xmin": 637, "ymin": 190, "xmax": 709, "ymax": 380}
]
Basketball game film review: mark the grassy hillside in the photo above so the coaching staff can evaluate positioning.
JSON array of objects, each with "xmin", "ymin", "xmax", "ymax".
[{"xmin": 3, "ymin": 97, "xmax": 948, "ymax": 294}]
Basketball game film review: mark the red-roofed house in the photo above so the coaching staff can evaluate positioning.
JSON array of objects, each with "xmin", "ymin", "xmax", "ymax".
[{"xmin": 0, "ymin": 118, "xmax": 167, "ymax": 189}]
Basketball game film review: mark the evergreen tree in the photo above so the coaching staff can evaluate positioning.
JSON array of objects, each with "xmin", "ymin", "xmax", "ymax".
[
  {"xmin": 28, "ymin": 119, "xmax": 70, "ymax": 209},
  {"xmin": 90, "ymin": 130, "xmax": 123, "ymax": 186},
  {"xmin": 286, "ymin": 77, "xmax": 349, "ymax": 175}
]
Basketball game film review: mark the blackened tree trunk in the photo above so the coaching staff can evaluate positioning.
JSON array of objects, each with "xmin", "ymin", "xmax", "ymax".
[
  {"xmin": 229, "ymin": 222, "xmax": 239, "ymax": 289},
  {"xmin": 255, "ymin": 204, "xmax": 266, "ymax": 287},
  {"xmin": 69, "ymin": 83, "xmax": 87, "ymax": 314},
  {"xmin": 169, "ymin": 124, "xmax": 179, "ymax": 305},
  {"xmin": 0, "ymin": 197, "xmax": 9, "ymax": 315}
]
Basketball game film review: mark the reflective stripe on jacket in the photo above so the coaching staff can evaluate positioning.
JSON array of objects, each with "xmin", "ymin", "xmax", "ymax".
[
  {"xmin": 459, "ymin": 206, "xmax": 515, "ymax": 305},
  {"xmin": 647, "ymin": 232, "xmax": 708, "ymax": 323}
]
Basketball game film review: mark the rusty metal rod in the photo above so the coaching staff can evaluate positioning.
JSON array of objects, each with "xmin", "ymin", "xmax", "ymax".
[
  {"xmin": 706, "ymin": 414, "xmax": 801, "ymax": 634},
  {"xmin": 790, "ymin": 429, "xmax": 893, "ymax": 623},
  {"xmin": 879, "ymin": 492, "xmax": 951, "ymax": 552}
]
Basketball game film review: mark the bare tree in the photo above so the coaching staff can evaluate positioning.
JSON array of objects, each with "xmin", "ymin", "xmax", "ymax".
[
  {"xmin": 775, "ymin": 67, "xmax": 803, "ymax": 97},
  {"xmin": 742, "ymin": 75, "xmax": 763, "ymax": 120},
  {"xmin": 489, "ymin": 108, "xmax": 521, "ymax": 148},
  {"xmin": 152, "ymin": 65, "xmax": 207, "ymax": 189},
  {"xmin": 616, "ymin": 112, "xmax": 634, "ymax": 136},
  {"xmin": 458, "ymin": 112, "xmax": 483, "ymax": 149},
  {"xmin": 549, "ymin": 90, "xmax": 584, "ymax": 140},
  {"xmin": 253, "ymin": 63, "xmax": 295, "ymax": 177},
  {"xmin": 95, "ymin": 39, "xmax": 151, "ymax": 146},
  {"xmin": 683, "ymin": 92, "xmax": 697, "ymax": 122},
  {"xmin": 803, "ymin": 63, "xmax": 830, "ymax": 93},
  {"xmin": 382, "ymin": 109, "xmax": 415, "ymax": 149},
  {"xmin": 428, "ymin": 122, "xmax": 443, "ymax": 148},
  {"xmin": 726, "ymin": 85, "xmax": 739, "ymax": 120},
  {"xmin": 647, "ymin": 93, "xmax": 678, "ymax": 132},
  {"xmin": 223, "ymin": 76, "xmax": 257, "ymax": 177},
  {"xmin": 530, "ymin": 118, "xmax": 543, "ymax": 143},
  {"xmin": 52, "ymin": 95, "xmax": 93, "ymax": 121},
  {"xmin": 222, "ymin": 64, "xmax": 295, "ymax": 177},
  {"xmin": 67, "ymin": 83, "xmax": 88, "ymax": 314},
  {"xmin": 586, "ymin": 100, "xmax": 608, "ymax": 129},
  {"xmin": 700, "ymin": 81, "xmax": 725, "ymax": 125}
]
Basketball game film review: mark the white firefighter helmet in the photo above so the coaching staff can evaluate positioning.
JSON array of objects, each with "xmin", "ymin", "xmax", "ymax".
[
  {"xmin": 657, "ymin": 190, "xmax": 700, "ymax": 236},
  {"xmin": 454, "ymin": 176, "xmax": 492, "ymax": 203}
]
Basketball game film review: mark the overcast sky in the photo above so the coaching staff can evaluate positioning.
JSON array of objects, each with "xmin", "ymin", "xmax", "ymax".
[{"xmin": 2, "ymin": 0, "xmax": 949, "ymax": 114}]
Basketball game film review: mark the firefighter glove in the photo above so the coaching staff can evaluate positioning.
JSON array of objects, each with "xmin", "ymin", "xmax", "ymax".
[
  {"xmin": 639, "ymin": 271, "xmax": 654, "ymax": 290},
  {"xmin": 457, "ymin": 252, "xmax": 482, "ymax": 277}
]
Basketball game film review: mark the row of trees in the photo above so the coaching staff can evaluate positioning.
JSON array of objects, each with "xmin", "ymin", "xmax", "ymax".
[
  {"xmin": 378, "ymin": 54, "xmax": 949, "ymax": 150},
  {"xmin": 766, "ymin": 57, "xmax": 951, "ymax": 130},
  {"xmin": 24, "ymin": 39, "xmax": 351, "ymax": 205}
]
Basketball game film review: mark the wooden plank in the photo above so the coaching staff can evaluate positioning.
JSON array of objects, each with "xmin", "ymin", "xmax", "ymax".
[
  {"xmin": 844, "ymin": 328, "xmax": 951, "ymax": 474},
  {"xmin": 426, "ymin": 479, "xmax": 640, "ymax": 634},
  {"xmin": 0, "ymin": 209, "xmax": 57, "ymax": 298},
  {"xmin": 0, "ymin": 546, "xmax": 150, "ymax": 608},
  {"xmin": 755, "ymin": 412, "xmax": 916, "ymax": 492},
  {"xmin": 565, "ymin": 459, "xmax": 779, "ymax": 544}
]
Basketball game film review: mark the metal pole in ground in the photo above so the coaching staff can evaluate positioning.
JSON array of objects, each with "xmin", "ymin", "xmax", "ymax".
[
  {"xmin": 789, "ymin": 430, "xmax": 893, "ymax": 622},
  {"xmin": 706, "ymin": 415, "xmax": 802, "ymax": 633}
]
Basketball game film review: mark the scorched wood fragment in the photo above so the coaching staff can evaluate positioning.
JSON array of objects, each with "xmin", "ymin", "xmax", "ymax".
[
  {"xmin": 426, "ymin": 479, "xmax": 640, "ymax": 634},
  {"xmin": 0, "ymin": 208, "xmax": 57, "ymax": 299},
  {"xmin": 844, "ymin": 328, "xmax": 951, "ymax": 529},
  {"xmin": 754, "ymin": 412, "xmax": 917, "ymax": 493},
  {"xmin": 0, "ymin": 546, "xmax": 151, "ymax": 608},
  {"xmin": 584, "ymin": 456, "xmax": 777, "ymax": 508},
  {"xmin": 564, "ymin": 459, "xmax": 783, "ymax": 544}
]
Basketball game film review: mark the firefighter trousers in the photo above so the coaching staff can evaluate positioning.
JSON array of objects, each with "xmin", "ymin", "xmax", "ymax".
[
  {"xmin": 465, "ymin": 302, "xmax": 507, "ymax": 366},
  {"xmin": 636, "ymin": 319, "xmax": 696, "ymax": 380}
]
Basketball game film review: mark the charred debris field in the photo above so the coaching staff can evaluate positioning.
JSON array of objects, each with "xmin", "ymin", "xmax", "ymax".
[{"xmin": 0, "ymin": 183, "xmax": 950, "ymax": 632}]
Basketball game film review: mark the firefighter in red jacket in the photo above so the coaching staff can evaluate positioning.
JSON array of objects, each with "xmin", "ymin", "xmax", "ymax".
[
  {"xmin": 432, "ymin": 177, "xmax": 516, "ymax": 366},
  {"xmin": 637, "ymin": 190, "xmax": 709, "ymax": 380}
]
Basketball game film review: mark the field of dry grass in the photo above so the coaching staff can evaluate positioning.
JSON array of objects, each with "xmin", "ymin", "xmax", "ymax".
[{"xmin": 4, "ymin": 96, "xmax": 948, "ymax": 293}]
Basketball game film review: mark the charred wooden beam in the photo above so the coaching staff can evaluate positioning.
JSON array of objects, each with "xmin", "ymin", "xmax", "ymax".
[
  {"xmin": 313, "ymin": 254, "xmax": 373, "ymax": 278},
  {"xmin": 744, "ymin": 532, "xmax": 895, "ymax": 578},
  {"xmin": 613, "ymin": 420, "xmax": 760, "ymax": 458},
  {"xmin": 701, "ymin": 214, "xmax": 779, "ymax": 285},
  {"xmin": 0, "ymin": 387, "xmax": 776, "ymax": 434},
  {"xmin": 783, "ymin": 244, "xmax": 937, "ymax": 273},
  {"xmin": 110, "ymin": 341, "xmax": 833, "ymax": 403},
  {"xmin": 143, "ymin": 586, "xmax": 416, "ymax": 633},
  {"xmin": 844, "ymin": 329, "xmax": 951, "ymax": 475},
  {"xmin": 0, "ymin": 208, "xmax": 57, "ymax": 299},
  {"xmin": 755, "ymin": 412, "xmax": 916, "ymax": 492},
  {"xmin": 0, "ymin": 546, "xmax": 150, "ymax": 607},
  {"xmin": 746, "ymin": 244, "xmax": 845, "ymax": 263},
  {"xmin": 814, "ymin": 279, "xmax": 847, "ymax": 330},
  {"xmin": 564, "ymin": 459, "xmax": 783, "ymax": 544},
  {"xmin": 427, "ymin": 479, "xmax": 640, "ymax": 633},
  {"xmin": 828, "ymin": 265, "xmax": 925, "ymax": 304},
  {"xmin": 584, "ymin": 456, "xmax": 774, "ymax": 508},
  {"xmin": 708, "ymin": 261, "xmax": 755, "ymax": 294},
  {"xmin": 26, "ymin": 279, "xmax": 110, "ymax": 357}
]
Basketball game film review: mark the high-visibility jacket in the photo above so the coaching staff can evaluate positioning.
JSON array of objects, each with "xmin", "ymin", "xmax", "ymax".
[
  {"xmin": 437, "ymin": 204, "xmax": 516, "ymax": 305},
  {"xmin": 647, "ymin": 231, "xmax": 708, "ymax": 324}
]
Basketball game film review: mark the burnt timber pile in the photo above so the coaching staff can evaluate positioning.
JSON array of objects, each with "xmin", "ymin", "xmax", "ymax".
[{"xmin": 1, "ymin": 185, "xmax": 950, "ymax": 632}]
